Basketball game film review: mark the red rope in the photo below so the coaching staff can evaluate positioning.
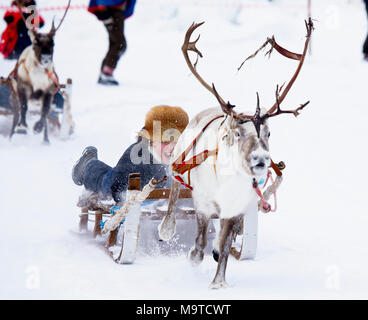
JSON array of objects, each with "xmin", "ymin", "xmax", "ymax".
[
  {"xmin": 254, "ymin": 170, "xmax": 278, "ymax": 213},
  {"xmin": 0, "ymin": 5, "xmax": 87, "ymax": 11},
  {"xmin": 254, "ymin": 183, "xmax": 271, "ymax": 213},
  {"xmin": 174, "ymin": 175, "xmax": 193, "ymax": 191}
]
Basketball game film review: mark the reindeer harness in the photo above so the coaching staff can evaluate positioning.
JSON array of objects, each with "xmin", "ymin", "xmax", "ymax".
[
  {"xmin": 10, "ymin": 59, "xmax": 60, "ymax": 94},
  {"xmin": 172, "ymin": 115, "xmax": 284, "ymax": 213}
]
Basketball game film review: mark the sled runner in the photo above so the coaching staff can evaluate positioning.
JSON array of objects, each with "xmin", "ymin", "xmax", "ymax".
[
  {"xmin": 0, "ymin": 76, "xmax": 75, "ymax": 140},
  {"xmin": 76, "ymin": 170, "xmax": 276, "ymax": 263}
]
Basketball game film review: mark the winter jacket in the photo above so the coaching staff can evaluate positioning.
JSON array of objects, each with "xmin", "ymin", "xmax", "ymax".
[
  {"xmin": 88, "ymin": 0, "xmax": 136, "ymax": 20},
  {"xmin": 0, "ymin": 1, "xmax": 44, "ymax": 59},
  {"xmin": 110, "ymin": 137, "xmax": 170, "ymax": 202}
]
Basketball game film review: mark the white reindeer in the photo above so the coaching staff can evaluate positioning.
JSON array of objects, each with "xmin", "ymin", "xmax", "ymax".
[
  {"xmin": 9, "ymin": 0, "xmax": 71, "ymax": 143},
  {"xmin": 159, "ymin": 20, "xmax": 313, "ymax": 289}
]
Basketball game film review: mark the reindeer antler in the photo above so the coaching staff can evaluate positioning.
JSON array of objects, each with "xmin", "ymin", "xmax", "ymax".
[
  {"xmin": 266, "ymin": 18, "xmax": 313, "ymax": 116},
  {"xmin": 265, "ymin": 85, "xmax": 310, "ymax": 119},
  {"xmin": 49, "ymin": 0, "xmax": 72, "ymax": 36},
  {"xmin": 182, "ymin": 22, "xmax": 238, "ymax": 117},
  {"xmin": 182, "ymin": 19, "xmax": 313, "ymax": 131},
  {"xmin": 238, "ymin": 18, "xmax": 314, "ymax": 123}
]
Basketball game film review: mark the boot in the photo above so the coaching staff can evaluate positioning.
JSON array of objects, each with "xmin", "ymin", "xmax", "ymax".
[
  {"xmin": 72, "ymin": 146, "xmax": 98, "ymax": 186},
  {"xmin": 98, "ymin": 72, "xmax": 119, "ymax": 86}
]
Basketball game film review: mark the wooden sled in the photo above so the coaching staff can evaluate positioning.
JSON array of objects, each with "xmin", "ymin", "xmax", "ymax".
[
  {"xmin": 77, "ymin": 173, "xmax": 259, "ymax": 264},
  {"xmin": 0, "ymin": 77, "xmax": 75, "ymax": 139}
]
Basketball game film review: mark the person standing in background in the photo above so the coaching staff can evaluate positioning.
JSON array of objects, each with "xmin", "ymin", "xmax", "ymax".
[
  {"xmin": 0, "ymin": 0, "xmax": 44, "ymax": 60},
  {"xmin": 364, "ymin": 0, "xmax": 368, "ymax": 61},
  {"xmin": 88, "ymin": 0, "xmax": 137, "ymax": 85}
]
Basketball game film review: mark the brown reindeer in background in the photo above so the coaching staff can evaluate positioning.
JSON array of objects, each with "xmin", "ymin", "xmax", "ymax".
[{"xmin": 9, "ymin": 0, "xmax": 71, "ymax": 143}]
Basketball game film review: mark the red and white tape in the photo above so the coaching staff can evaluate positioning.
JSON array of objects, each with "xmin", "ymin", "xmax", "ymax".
[
  {"xmin": 0, "ymin": 1, "xmax": 307, "ymax": 12},
  {"xmin": 0, "ymin": 4, "xmax": 87, "ymax": 11}
]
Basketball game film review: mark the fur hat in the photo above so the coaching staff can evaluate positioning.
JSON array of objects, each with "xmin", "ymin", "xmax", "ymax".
[{"xmin": 139, "ymin": 105, "xmax": 189, "ymax": 142}]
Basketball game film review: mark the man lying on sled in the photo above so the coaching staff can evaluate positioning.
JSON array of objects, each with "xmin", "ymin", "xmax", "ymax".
[{"xmin": 71, "ymin": 105, "xmax": 189, "ymax": 204}]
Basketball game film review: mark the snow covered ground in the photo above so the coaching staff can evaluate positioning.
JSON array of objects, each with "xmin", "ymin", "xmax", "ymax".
[{"xmin": 1, "ymin": 0, "xmax": 368, "ymax": 300}]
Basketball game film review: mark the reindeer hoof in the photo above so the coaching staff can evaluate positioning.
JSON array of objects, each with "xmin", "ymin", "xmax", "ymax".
[
  {"xmin": 212, "ymin": 249, "xmax": 219, "ymax": 262},
  {"xmin": 33, "ymin": 120, "xmax": 44, "ymax": 134},
  {"xmin": 209, "ymin": 280, "xmax": 228, "ymax": 290},
  {"xmin": 15, "ymin": 124, "xmax": 28, "ymax": 135},
  {"xmin": 188, "ymin": 246, "xmax": 204, "ymax": 266}
]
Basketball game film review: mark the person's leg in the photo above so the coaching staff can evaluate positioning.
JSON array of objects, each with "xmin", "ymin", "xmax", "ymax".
[
  {"xmin": 364, "ymin": 33, "xmax": 368, "ymax": 58},
  {"xmin": 364, "ymin": 1, "xmax": 368, "ymax": 59},
  {"xmin": 52, "ymin": 92, "xmax": 64, "ymax": 110},
  {"xmin": 99, "ymin": 9, "xmax": 126, "ymax": 85},
  {"xmin": 72, "ymin": 146, "xmax": 98, "ymax": 186},
  {"xmin": 83, "ymin": 159, "xmax": 113, "ymax": 195},
  {"xmin": 102, "ymin": 9, "xmax": 126, "ymax": 70}
]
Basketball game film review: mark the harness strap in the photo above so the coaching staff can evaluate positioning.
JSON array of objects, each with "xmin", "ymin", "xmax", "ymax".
[
  {"xmin": 172, "ymin": 115, "xmax": 224, "ymax": 190},
  {"xmin": 174, "ymin": 149, "xmax": 218, "ymax": 175},
  {"xmin": 271, "ymin": 159, "xmax": 284, "ymax": 177},
  {"xmin": 45, "ymin": 69, "xmax": 60, "ymax": 94},
  {"xmin": 254, "ymin": 167, "xmax": 281, "ymax": 213},
  {"xmin": 254, "ymin": 185, "xmax": 272, "ymax": 212},
  {"xmin": 172, "ymin": 115, "xmax": 224, "ymax": 173},
  {"xmin": 174, "ymin": 175, "xmax": 193, "ymax": 190},
  {"xmin": 13, "ymin": 58, "xmax": 60, "ymax": 94},
  {"xmin": 253, "ymin": 178, "xmax": 272, "ymax": 213},
  {"xmin": 172, "ymin": 114, "xmax": 285, "ymax": 209},
  {"xmin": 9, "ymin": 59, "xmax": 31, "ymax": 85},
  {"xmin": 266, "ymin": 170, "xmax": 278, "ymax": 212},
  {"xmin": 8, "ymin": 60, "xmax": 20, "ymax": 80},
  {"xmin": 172, "ymin": 115, "xmax": 222, "ymax": 190}
]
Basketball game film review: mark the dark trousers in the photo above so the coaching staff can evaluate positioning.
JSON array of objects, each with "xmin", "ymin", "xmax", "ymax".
[
  {"xmin": 364, "ymin": 35, "xmax": 368, "ymax": 56},
  {"xmin": 101, "ymin": 9, "xmax": 127, "ymax": 70},
  {"xmin": 83, "ymin": 159, "xmax": 114, "ymax": 197},
  {"xmin": 365, "ymin": 1, "xmax": 368, "ymax": 56}
]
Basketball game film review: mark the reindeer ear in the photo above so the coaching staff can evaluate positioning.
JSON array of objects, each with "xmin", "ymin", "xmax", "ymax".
[{"xmin": 49, "ymin": 19, "xmax": 56, "ymax": 37}]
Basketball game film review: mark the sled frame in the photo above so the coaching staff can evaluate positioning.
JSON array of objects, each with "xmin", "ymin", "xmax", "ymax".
[{"xmin": 78, "ymin": 173, "xmax": 258, "ymax": 263}]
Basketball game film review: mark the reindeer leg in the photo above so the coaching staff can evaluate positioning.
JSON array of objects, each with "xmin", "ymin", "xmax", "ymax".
[
  {"xmin": 43, "ymin": 118, "xmax": 50, "ymax": 145},
  {"xmin": 188, "ymin": 212, "xmax": 210, "ymax": 266},
  {"xmin": 212, "ymin": 219, "xmax": 225, "ymax": 262},
  {"xmin": 9, "ymin": 95, "xmax": 20, "ymax": 139},
  {"xmin": 158, "ymin": 179, "xmax": 181, "ymax": 241},
  {"xmin": 15, "ymin": 86, "xmax": 28, "ymax": 134},
  {"xmin": 34, "ymin": 92, "xmax": 52, "ymax": 134},
  {"xmin": 209, "ymin": 217, "xmax": 241, "ymax": 289}
]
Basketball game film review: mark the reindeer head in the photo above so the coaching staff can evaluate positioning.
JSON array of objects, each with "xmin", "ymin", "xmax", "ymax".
[
  {"xmin": 17, "ymin": 0, "xmax": 71, "ymax": 67},
  {"xmin": 29, "ymin": 29, "xmax": 55, "ymax": 66},
  {"xmin": 215, "ymin": 101, "xmax": 271, "ymax": 178},
  {"xmin": 181, "ymin": 21, "xmax": 313, "ymax": 178}
]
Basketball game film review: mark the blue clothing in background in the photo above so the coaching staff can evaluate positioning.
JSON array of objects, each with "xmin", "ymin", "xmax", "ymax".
[{"xmin": 88, "ymin": 0, "xmax": 136, "ymax": 18}]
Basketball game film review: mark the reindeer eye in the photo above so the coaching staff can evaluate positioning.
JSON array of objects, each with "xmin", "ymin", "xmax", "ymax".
[
  {"xmin": 268, "ymin": 132, "xmax": 271, "ymax": 138},
  {"xmin": 234, "ymin": 131, "xmax": 240, "ymax": 138},
  {"xmin": 222, "ymin": 134, "xmax": 227, "ymax": 141}
]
